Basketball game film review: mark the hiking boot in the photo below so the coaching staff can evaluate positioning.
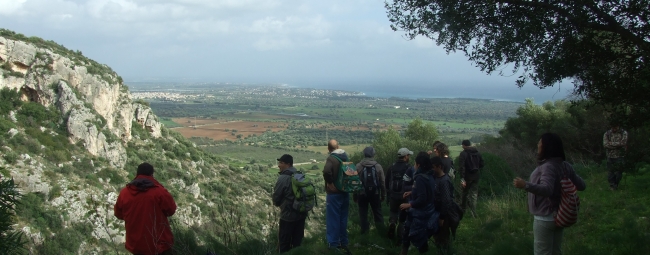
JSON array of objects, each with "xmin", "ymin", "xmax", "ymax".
[
  {"xmin": 337, "ymin": 245, "xmax": 352, "ymax": 255},
  {"xmin": 388, "ymin": 222, "xmax": 396, "ymax": 239}
]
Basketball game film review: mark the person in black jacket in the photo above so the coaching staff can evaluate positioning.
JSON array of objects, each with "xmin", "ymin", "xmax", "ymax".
[
  {"xmin": 272, "ymin": 154, "xmax": 307, "ymax": 253},
  {"xmin": 458, "ymin": 140, "xmax": 484, "ymax": 218},
  {"xmin": 399, "ymin": 152, "xmax": 437, "ymax": 255},
  {"xmin": 432, "ymin": 156, "xmax": 463, "ymax": 253},
  {"xmin": 385, "ymin": 148, "xmax": 414, "ymax": 240}
]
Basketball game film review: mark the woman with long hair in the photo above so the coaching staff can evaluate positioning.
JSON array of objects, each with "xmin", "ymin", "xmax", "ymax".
[
  {"xmin": 513, "ymin": 133, "xmax": 586, "ymax": 255},
  {"xmin": 435, "ymin": 142, "xmax": 455, "ymax": 179}
]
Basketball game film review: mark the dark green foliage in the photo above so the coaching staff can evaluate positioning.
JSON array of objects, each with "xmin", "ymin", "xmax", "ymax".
[
  {"xmin": 0, "ymin": 177, "xmax": 26, "ymax": 254},
  {"xmin": 31, "ymin": 223, "xmax": 93, "ymax": 254},
  {"xmin": 17, "ymin": 102, "xmax": 61, "ymax": 127},
  {"xmin": 131, "ymin": 121, "xmax": 152, "ymax": 139},
  {"xmin": 0, "ymin": 88, "xmax": 22, "ymax": 115},
  {"xmin": 501, "ymin": 99, "xmax": 608, "ymax": 161},
  {"xmin": 2, "ymin": 151, "xmax": 18, "ymax": 164},
  {"xmin": 386, "ymin": 0, "xmax": 650, "ymax": 127},
  {"xmin": 0, "ymin": 118, "xmax": 16, "ymax": 133},
  {"xmin": 96, "ymin": 168, "xmax": 126, "ymax": 186},
  {"xmin": 476, "ymin": 153, "xmax": 515, "ymax": 197},
  {"xmin": 15, "ymin": 193, "xmax": 62, "ymax": 233}
]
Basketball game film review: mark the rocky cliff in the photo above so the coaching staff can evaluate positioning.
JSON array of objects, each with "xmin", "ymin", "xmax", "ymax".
[
  {"xmin": 0, "ymin": 34, "xmax": 161, "ymax": 167},
  {"xmin": 0, "ymin": 30, "xmax": 281, "ymax": 254}
]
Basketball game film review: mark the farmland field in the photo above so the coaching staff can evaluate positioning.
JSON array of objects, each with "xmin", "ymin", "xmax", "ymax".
[{"xmin": 137, "ymin": 83, "xmax": 521, "ymax": 153}]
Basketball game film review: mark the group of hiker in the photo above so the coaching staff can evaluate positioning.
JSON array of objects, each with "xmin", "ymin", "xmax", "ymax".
[
  {"xmin": 272, "ymin": 139, "xmax": 485, "ymax": 255},
  {"xmin": 110, "ymin": 123, "xmax": 627, "ymax": 255}
]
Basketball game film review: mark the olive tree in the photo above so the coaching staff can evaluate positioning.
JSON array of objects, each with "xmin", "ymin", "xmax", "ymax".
[{"xmin": 386, "ymin": 0, "xmax": 650, "ymax": 126}]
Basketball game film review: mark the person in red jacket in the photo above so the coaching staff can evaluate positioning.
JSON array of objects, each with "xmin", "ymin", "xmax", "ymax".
[{"xmin": 114, "ymin": 162, "xmax": 177, "ymax": 255}]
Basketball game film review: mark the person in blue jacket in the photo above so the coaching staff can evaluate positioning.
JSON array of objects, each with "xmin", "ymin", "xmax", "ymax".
[{"xmin": 398, "ymin": 152, "xmax": 438, "ymax": 255}]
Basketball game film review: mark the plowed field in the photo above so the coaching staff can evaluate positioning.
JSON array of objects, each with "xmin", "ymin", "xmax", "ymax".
[{"xmin": 171, "ymin": 118, "xmax": 286, "ymax": 141}]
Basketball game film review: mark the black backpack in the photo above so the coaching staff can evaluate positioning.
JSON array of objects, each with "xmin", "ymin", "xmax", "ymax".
[
  {"xmin": 465, "ymin": 151, "xmax": 481, "ymax": 174},
  {"xmin": 389, "ymin": 163, "xmax": 410, "ymax": 193},
  {"xmin": 361, "ymin": 164, "xmax": 378, "ymax": 192}
]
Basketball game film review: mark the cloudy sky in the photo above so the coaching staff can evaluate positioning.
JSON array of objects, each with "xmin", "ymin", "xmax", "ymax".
[{"xmin": 0, "ymin": 0, "xmax": 569, "ymax": 101}]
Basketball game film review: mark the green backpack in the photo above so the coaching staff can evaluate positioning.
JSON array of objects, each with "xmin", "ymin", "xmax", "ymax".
[
  {"xmin": 287, "ymin": 171, "xmax": 317, "ymax": 213},
  {"xmin": 331, "ymin": 155, "xmax": 363, "ymax": 193}
]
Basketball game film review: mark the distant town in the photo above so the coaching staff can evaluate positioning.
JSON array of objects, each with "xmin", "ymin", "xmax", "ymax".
[{"xmin": 130, "ymin": 83, "xmax": 368, "ymax": 102}]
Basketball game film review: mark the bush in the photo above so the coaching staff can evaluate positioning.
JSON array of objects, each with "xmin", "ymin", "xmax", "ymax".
[
  {"xmin": 0, "ymin": 88, "xmax": 22, "ymax": 115},
  {"xmin": 0, "ymin": 178, "xmax": 26, "ymax": 254},
  {"xmin": 2, "ymin": 152, "xmax": 18, "ymax": 164}
]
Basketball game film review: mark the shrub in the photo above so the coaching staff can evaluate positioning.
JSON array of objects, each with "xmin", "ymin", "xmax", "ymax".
[
  {"xmin": 0, "ymin": 88, "xmax": 22, "ymax": 115},
  {"xmin": 0, "ymin": 178, "xmax": 26, "ymax": 254},
  {"xmin": 2, "ymin": 152, "xmax": 18, "ymax": 164}
]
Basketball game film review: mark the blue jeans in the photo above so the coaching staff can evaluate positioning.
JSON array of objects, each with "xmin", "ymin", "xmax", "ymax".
[{"xmin": 326, "ymin": 193, "xmax": 349, "ymax": 247}]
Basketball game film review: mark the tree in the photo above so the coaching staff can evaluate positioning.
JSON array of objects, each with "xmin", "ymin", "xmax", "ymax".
[
  {"xmin": 0, "ymin": 175, "xmax": 26, "ymax": 254},
  {"xmin": 371, "ymin": 119, "xmax": 439, "ymax": 167},
  {"xmin": 386, "ymin": 0, "xmax": 650, "ymax": 125},
  {"xmin": 404, "ymin": 117, "xmax": 438, "ymax": 143}
]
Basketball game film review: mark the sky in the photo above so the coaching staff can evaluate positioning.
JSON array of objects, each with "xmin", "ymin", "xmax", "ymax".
[{"xmin": 0, "ymin": 0, "xmax": 570, "ymax": 102}]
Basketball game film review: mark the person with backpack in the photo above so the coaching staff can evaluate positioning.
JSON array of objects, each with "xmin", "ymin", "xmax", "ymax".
[
  {"xmin": 458, "ymin": 139, "xmax": 484, "ymax": 218},
  {"xmin": 385, "ymin": 148, "xmax": 414, "ymax": 240},
  {"xmin": 322, "ymin": 139, "xmax": 352, "ymax": 255},
  {"xmin": 513, "ymin": 133, "xmax": 586, "ymax": 255},
  {"xmin": 272, "ymin": 154, "xmax": 308, "ymax": 253},
  {"xmin": 353, "ymin": 146, "xmax": 386, "ymax": 234},
  {"xmin": 399, "ymin": 152, "xmax": 438, "ymax": 255},
  {"xmin": 432, "ymin": 156, "xmax": 463, "ymax": 253},
  {"xmin": 603, "ymin": 122, "xmax": 628, "ymax": 191}
]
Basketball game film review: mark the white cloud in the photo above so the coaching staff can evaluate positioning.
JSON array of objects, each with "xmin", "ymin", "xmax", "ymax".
[
  {"xmin": 247, "ymin": 15, "xmax": 331, "ymax": 50},
  {"xmin": 412, "ymin": 36, "xmax": 435, "ymax": 48},
  {"xmin": 253, "ymin": 37, "xmax": 292, "ymax": 51},
  {"xmin": 0, "ymin": 0, "xmax": 27, "ymax": 15}
]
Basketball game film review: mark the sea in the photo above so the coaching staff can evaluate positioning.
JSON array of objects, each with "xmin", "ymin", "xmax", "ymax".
[{"xmin": 287, "ymin": 81, "xmax": 571, "ymax": 103}]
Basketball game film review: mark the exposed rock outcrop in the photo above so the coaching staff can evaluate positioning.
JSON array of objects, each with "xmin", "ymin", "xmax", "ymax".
[{"xmin": 0, "ymin": 36, "xmax": 162, "ymax": 167}]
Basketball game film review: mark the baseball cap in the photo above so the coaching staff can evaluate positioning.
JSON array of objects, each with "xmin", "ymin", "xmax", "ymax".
[
  {"xmin": 397, "ymin": 148, "xmax": 413, "ymax": 157},
  {"xmin": 277, "ymin": 154, "xmax": 293, "ymax": 165}
]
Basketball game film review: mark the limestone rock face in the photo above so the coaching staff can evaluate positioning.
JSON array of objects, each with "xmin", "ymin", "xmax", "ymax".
[{"xmin": 0, "ymin": 36, "xmax": 163, "ymax": 166}]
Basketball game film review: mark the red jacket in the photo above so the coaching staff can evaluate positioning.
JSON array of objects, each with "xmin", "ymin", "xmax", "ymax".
[{"xmin": 114, "ymin": 175, "xmax": 177, "ymax": 255}]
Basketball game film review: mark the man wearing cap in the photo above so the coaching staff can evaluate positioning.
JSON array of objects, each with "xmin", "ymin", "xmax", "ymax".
[
  {"xmin": 322, "ymin": 139, "xmax": 352, "ymax": 254},
  {"xmin": 354, "ymin": 146, "xmax": 386, "ymax": 234},
  {"xmin": 272, "ymin": 154, "xmax": 307, "ymax": 253},
  {"xmin": 385, "ymin": 148, "xmax": 414, "ymax": 240},
  {"xmin": 114, "ymin": 163, "xmax": 177, "ymax": 255}
]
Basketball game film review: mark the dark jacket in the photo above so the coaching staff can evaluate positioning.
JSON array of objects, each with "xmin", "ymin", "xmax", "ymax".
[
  {"xmin": 356, "ymin": 158, "xmax": 386, "ymax": 196},
  {"xmin": 114, "ymin": 175, "xmax": 177, "ymax": 255},
  {"xmin": 407, "ymin": 170, "xmax": 438, "ymax": 248},
  {"xmin": 385, "ymin": 160, "xmax": 413, "ymax": 198},
  {"xmin": 323, "ymin": 149, "xmax": 348, "ymax": 194},
  {"xmin": 409, "ymin": 171, "xmax": 436, "ymax": 210},
  {"xmin": 440, "ymin": 157, "xmax": 454, "ymax": 175},
  {"xmin": 273, "ymin": 166, "xmax": 307, "ymax": 221},
  {"xmin": 525, "ymin": 158, "xmax": 586, "ymax": 216},
  {"xmin": 458, "ymin": 147, "xmax": 484, "ymax": 181},
  {"xmin": 434, "ymin": 174, "xmax": 459, "ymax": 222}
]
